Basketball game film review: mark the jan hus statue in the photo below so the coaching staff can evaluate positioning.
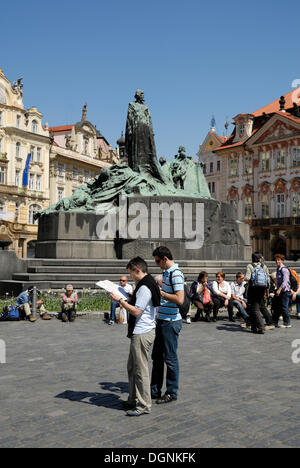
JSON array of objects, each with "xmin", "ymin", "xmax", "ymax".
[{"xmin": 125, "ymin": 89, "xmax": 168, "ymax": 184}]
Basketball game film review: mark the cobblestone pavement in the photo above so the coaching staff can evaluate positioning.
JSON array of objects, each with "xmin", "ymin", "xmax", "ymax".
[{"xmin": 0, "ymin": 313, "xmax": 300, "ymax": 448}]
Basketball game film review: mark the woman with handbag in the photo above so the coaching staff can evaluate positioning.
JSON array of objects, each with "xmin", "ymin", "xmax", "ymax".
[
  {"xmin": 212, "ymin": 272, "xmax": 235, "ymax": 322},
  {"xmin": 190, "ymin": 271, "xmax": 214, "ymax": 322}
]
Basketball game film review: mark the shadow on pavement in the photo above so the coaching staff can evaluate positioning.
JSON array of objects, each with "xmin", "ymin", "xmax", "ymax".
[
  {"xmin": 55, "ymin": 382, "xmax": 128, "ymax": 411},
  {"xmin": 216, "ymin": 323, "xmax": 249, "ymax": 333}
]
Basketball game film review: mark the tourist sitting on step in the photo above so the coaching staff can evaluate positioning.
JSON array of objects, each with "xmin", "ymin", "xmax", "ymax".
[
  {"xmin": 212, "ymin": 272, "xmax": 235, "ymax": 322},
  {"xmin": 230, "ymin": 272, "xmax": 251, "ymax": 328},
  {"xmin": 61, "ymin": 284, "xmax": 78, "ymax": 322},
  {"xmin": 16, "ymin": 287, "xmax": 52, "ymax": 323},
  {"xmin": 190, "ymin": 271, "xmax": 214, "ymax": 322}
]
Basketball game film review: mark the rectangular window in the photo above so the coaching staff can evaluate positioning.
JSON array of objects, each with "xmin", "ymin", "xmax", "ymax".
[
  {"xmin": 203, "ymin": 164, "xmax": 206, "ymax": 175},
  {"xmin": 0, "ymin": 111, "xmax": 2, "ymax": 126},
  {"xmin": 292, "ymin": 193, "xmax": 300, "ymax": 217},
  {"xmin": 0, "ymin": 166, "xmax": 6, "ymax": 184},
  {"xmin": 15, "ymin": 170, "xmax": 20, "ymax": 187},
  {"xmin": 217, "ymin": 161, "xmax": 221, "ymax": 172},
  {"xmin": 244, "ymin": 197, "xmax": 252, "ymax": 220},
  {"xmin": 276, "ymin": 194, "xmax": 285, "ymax": 218},
  {"xmin": 36, "ymin": 175, "xmax": 41, "ymax": 191},
  {"xmin": 292, "ymin": 147, "xmax": 300, "ymax": 167},
  {"xmin": 58, "ymin": 164, "xmax": 65, "ymax": 178},
  {"xmin": 37, "ymin": 147, "xmax": 41, "ymax": 163},
  {"xmin": 57, "ymin": 188, "xmax": 64, "ymax": 202},
  {"xmin": 29, "ymin": 174, "xmax": 35, "ymax": 190},
  {"xmin": 261, "ymin": 196, "xmax": 270, "ymax": 219},
  {"xmin": 16, "ymin": 115, "xmax": 21, "ymax": 129},
  {"xmin": 30, "ymin": 146, "xmax": 35, "ymax": 161},
  {"xmin": 261, "ymin": 152, "xmax": 270, "ymax": 172},
  {"xmin": 210, "ymin": 162, "xmax": 214, "ymax": 173},
  {"xmin": 275, "ymin": 150, "xmax": 285, "ymax": 169},
  {"xmin": 84, "ymin": 170, "xmax": 89, "ymax": 181},
  {"xmin": 73, "ymin": 167, "xmax": 78, "ymax": 180},
  {"xmin": 244, "ymin": 156, "xmax": 253, "ymax": 175},
  {"xmin": 230, "ymin": 159, "xmax": 239, "ymax": 176}
]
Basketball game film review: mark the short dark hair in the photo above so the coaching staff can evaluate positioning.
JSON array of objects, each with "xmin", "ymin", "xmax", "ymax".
[
  {"xmin": 252, "ymin": 252, "xmax": 263, "ymax": 263},
  {"xmin": 236, "ymin": 272, "xmax": 244, "ymax": 278},
  {"xmin": 126, "ymin": 257, "xmax": 148, "ymax": 273},
  {"xmin": 275, "ymin": 254, "xmax": 285, "ymax": 262},
  {"xmin": 152, "ymin": 246, "xmax": 173, "ymax": 261}
]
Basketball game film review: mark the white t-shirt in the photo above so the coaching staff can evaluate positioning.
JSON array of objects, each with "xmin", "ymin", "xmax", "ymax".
[
  {"xmin": 212, "ymin": 281, "xmax": 231, "ymax": 297},
  {"xmin": 133, "ymin": 285, "xmax": 156, "ymax": 335}
]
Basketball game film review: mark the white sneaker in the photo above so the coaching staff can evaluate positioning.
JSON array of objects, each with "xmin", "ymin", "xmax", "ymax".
[
  {"xmin": 186, "ymin": 317, "xmax": 191, "ymax": 324},
  {"xmin": 279, "ymin": 324, "xmax": 292, "ymax": 329}
]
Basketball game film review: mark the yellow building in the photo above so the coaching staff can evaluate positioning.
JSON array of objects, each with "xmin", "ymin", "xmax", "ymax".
[
  {"xmin": 49, "ymin": 105, "xmax": 119, "ymax": 206},
  {"xmin": 0, "ymin": 69, "xmax": 50, "ymax": 258}
]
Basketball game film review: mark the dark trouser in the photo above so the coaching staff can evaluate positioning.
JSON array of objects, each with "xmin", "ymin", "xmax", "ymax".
[
  {"xmin": 193, "ymin": 299, "xmax": 213, "ymax": 320},
  {"xmin": 212, "ymin": 296, "xmax": 234, "ymax": 320},
  {"xmin": 247, "ymin": 286, "xmax": 266, "ymax": 332},
  {"xmin": 272, "ymin": 291, "xmax": 291, "ymax": 326},
  {"xmin": 151, "ymin": 319, "xmax": 182, "ymax": 398},
  {"xmin": 259, "ymin": 297, "xmax": 273, "ymax": 326}
]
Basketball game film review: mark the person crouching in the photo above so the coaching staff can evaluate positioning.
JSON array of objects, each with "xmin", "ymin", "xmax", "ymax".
[{"xmin": 61, "ymin": 284, "xmax": 78, "ymax": 322}]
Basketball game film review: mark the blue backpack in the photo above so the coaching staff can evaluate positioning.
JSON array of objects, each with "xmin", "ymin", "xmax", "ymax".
[
  {"xmin": 1, "ymin": 305, "xmax": 20, "ymax": 321},
  {"xmin": 251, "ymin": 265, "xmax": 268, "ymax": 288}
]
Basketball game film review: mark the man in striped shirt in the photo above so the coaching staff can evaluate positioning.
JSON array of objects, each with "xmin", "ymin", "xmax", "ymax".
[{"xmin": 151, "ymin": 246, "xmax": 184, "ymax": 404}]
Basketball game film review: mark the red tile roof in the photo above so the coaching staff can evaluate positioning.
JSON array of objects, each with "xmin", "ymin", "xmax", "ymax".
[
  {"xmin": 49, "ymin": 125, "xmax": 73, "ymax": 133},
  {"xmin": 252, "ymin": 89, "xmax": 300, "ymax": 117}
]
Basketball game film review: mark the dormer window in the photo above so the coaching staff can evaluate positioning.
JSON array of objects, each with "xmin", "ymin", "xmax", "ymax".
[
  {"xmin": 32, "ymin": 120, "xmax": 38, "ymax": 133},
  {"xmin": 239, "ymin": 124, "xmax": 245, "ymax": 137}
]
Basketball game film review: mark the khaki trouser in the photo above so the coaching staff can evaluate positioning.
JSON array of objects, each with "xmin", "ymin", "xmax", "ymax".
[
  {"xmin": 19, "ymin": 303, "xmax": 47, "ymax": 317},
  {"xmin": 127, "ymin": 328, "xmax": 155, "ymax": 413}
]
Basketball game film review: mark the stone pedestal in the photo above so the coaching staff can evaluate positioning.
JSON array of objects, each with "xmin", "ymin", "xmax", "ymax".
[{"xmin": 35, "ymin": 196, "xmax": 251, "ymax": 260}]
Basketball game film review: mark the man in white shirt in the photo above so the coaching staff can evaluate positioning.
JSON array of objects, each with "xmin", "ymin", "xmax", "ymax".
[
  {"xmin": 108, "ymin": 276, "xmax": 133, "ymax": 324},
  {"xmin": 110, "ymin": 257, "xmax": 160, "ymax": 417}
]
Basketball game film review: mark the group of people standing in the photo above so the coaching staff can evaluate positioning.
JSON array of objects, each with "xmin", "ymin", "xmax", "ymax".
[
  {"xmin": 190, "ymin": 252, "xmax": 300, "ymax": 334},
  {"xmin": 108, "ymin": 248, "xmax": 299, "ymax": 417},
  {"xmin": 110, "ymin": 246, "xmax": 184, "ymax": 417}
]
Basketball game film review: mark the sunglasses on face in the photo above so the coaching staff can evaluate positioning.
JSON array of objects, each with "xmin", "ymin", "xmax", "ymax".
[{"xmin": 120, "ymin": 279, "xmax": 127, "ymax": 282}]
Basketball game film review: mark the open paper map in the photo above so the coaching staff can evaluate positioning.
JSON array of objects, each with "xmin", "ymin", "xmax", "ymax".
[{"xmin": 96, "ymin": 280, "xmax": 130, "ymax": 301}]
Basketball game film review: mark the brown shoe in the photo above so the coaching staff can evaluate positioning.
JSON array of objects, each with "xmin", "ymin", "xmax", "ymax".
[
  {"xmin": 41, "ymin": 313, "xmax": 52, "ymax": 320},
  {"xmin": 28, "ymin": 314, "xmax": 36, "ymax": 323}
]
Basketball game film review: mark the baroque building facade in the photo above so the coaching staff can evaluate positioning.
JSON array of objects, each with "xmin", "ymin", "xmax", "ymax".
[
  {"xmin": 0, "ymin": 69, "xmax": 50, "ymax": 258},
  {"xmin": 0, "ymin": 68, "xmax": 119, "ymax": 258},
  {"xmin": 210, "ymin": 89, "xmax": 300, "ymax": 260},
  {"xmin": 49, "ymin": 105, "xmax": 118, "ymax": 206},
  {"xmin": 197, "ymin": 120, "xmax": 226, "ymax": 199}
]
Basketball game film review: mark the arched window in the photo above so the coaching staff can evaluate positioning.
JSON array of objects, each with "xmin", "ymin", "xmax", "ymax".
[
  {"xmin": 29, "ymin": 204, "xmax": 41, "ymax": 225},
  {"xmin": 32, "ymin": 120, "xmax": 38, "ymax": 134}
]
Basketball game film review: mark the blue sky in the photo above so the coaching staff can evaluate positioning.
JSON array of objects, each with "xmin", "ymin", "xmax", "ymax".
[{"xmin": 1, "ymin": 0, "xmax": 300, "ymax": 159}]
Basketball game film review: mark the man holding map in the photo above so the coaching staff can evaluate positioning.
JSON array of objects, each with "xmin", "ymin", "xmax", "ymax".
[{"xmin": 110, "ymin": 257, "xmax": 161, "ymax": 417}]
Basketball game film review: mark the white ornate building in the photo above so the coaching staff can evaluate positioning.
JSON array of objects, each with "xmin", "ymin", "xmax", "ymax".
[
  {"xmin": 213, "ymin": 89, "xmax": 300, "ymax": 260},
  {"xmin": 0, "ymin": 68, "xmax": 50, "ymax": 257}
]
